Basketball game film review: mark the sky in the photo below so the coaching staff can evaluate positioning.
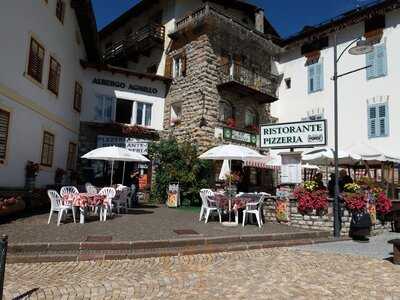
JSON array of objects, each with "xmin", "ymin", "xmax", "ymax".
[{"xmin": 92, "ymin": 0, "xmax": 375, "ymax": 38}]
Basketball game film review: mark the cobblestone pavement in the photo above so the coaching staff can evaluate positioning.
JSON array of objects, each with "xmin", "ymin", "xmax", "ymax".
[
  {"xmin": 4, "ymin": 248, "xmax": 400, "ymax": 299},
  {"xmin": 0, "ymin": 206, "xmax": 317, "ymax": 244},
  {"xmin": 295, "ymin": 232, "xmax": 400, "ymax": 259}
]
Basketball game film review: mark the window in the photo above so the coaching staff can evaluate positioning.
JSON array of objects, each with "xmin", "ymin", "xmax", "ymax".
[
  {"xmin": 170, "ymin": 102, "xmax": 182, "ymax": 126},
  {"xmin": 245, "ymin": 108, "xmax": 258, "ymax": 127},
  {"xmin": 172, "ymin": 54, "xmax": 186, "ymax": 78},
  {"xmin": 284, "ymin": 78, "xmax": 291, "ymax": 89},
  {"xmin": 308, "ymin": 61, "xmax": 324, "ymax": 93},
  {"xmin": 66, "ymin": 142, "xmax": 77, "ymax": 170},
  {"xmin": 41, "ymin": 131, "xmax": 55, "ymax": 167},
  {"xmin": 136, "ymin": 102, "xmax": 152, "ymax": 126},
  {"xmin": 27, "ymin": 38, "xmax": 45, "ymax": 83},
  {"xmin": 73, "ymin": 82, "xmax": 82, "ymax": 112},
  {"xmin": 366, "ymin": 44, "xmax": 387, "ymax": 80},
  {"xmin": 48, "ymin": 57, "xmax": 61, "ymax": 95},
  {"xmin": 368, "ymin": 103, "xmax": 389, "ymax": 138},
  {"xmin": 0, "ymin": 109, "xmax": 10, "ymax": 162},
  {"xmin": 56, "ymin": 0, "xmax": 65, "ymax": 24},
  {"xmin": 219, "ymin": 101, "xmax": 234, "ymax": 122},
  {"xmin": 115, "ymin": 99, "xmax": 133, "ymax": 124},
  {"xmin": 94, "ymin": 95, "xmax": 114, "ymax": 122}
]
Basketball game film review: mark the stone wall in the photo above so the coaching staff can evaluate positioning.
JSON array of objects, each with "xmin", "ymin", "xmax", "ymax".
[
  {"xmin": 164, "ymin": 16, "xmax": 280, "ymax": 152},
  {"xmin": 263, "ymin": 197, "xmax": 391, "ymax": 236}
]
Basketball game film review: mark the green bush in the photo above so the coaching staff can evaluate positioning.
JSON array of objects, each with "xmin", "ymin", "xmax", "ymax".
[{"xmin": 148, "ymin": 138, "xmax": 212, "ymax": 205}]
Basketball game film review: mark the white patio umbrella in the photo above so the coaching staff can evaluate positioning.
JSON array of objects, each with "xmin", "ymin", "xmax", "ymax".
[
  {"xmin": 218, "ymin": 159, "xmax": 231, "ymax": 181},
  {"xmin": 82, "ymin": 146, "xmax": 150, "ymax": 185},
  {"xmin": 302, "ymin": 146, "xmax": 361, "ymax": 166},
  {"xmin": 199, "ymin": 144, "xmax": 266, "ymax": 226},
  {"xmin": 344, "ymin": 141, "xmax": 400, "ymax": 165}
]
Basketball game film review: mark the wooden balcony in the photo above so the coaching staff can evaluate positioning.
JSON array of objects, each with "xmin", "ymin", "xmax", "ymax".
[
  {"xmin": 218, "ymin": 63, "xmax": 279, "ymax": 103},
  {"xmin": 103, "ymin": 23, "xmax": 165, "ymax": 63}
]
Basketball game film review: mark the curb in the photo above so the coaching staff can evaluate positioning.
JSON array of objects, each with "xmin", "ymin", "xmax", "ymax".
[{"xmin": 4, "ymin": 231, "xmax": 344, "ymax": 264}]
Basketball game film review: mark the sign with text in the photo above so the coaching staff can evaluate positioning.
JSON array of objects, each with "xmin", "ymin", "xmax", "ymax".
[
  {"xmin": 260, "ymin": 120, "xmax": 327, "ymax": 149},
  {"xmin": 223, "ymin": 127, "xmax": 257, "ymax": 145},
  {"xmin": 92, "ymin": 78, "xmax": 158, "ymax": 95},
  {"xmin": 97, "ymin": 135, "xmax": 150, "ymax": 155}
]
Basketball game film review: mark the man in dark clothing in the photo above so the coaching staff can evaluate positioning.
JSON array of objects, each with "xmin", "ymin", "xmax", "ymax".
[{"xmin": 338, "ymin": 169, "xmax": 353, "ymax": 193}]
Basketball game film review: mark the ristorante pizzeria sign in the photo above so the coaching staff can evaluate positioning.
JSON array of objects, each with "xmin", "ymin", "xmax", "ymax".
[
  {"xmin": 260, "ymin": 120, "xmax": 327, "ymax": 149},
  {"xmin": 92, "ymin": 78, "xmax": 158, "ymax": 95}
]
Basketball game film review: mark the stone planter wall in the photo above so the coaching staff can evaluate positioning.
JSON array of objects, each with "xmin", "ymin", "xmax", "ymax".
[{"xmin": 264, "ymin": 197, "xmax": 391, "ymax": 236}]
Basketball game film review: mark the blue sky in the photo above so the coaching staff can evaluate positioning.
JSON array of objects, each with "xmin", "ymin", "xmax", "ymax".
[{"xmin": 92, "ymin": 0, "xmax": 374, "ymax": 38}]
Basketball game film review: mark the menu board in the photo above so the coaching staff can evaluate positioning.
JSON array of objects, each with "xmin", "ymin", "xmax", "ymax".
[{"xmin": 280, "ymin": 154, "xmax": 302, "ymax": 184}]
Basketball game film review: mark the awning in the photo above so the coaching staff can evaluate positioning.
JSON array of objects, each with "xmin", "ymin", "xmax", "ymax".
[{"xmin": 243, "ymin": 159, "xmax": 280, "ymax": 170}]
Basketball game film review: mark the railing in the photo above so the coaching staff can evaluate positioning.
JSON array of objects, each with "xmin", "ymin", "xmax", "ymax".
[
  {"xmin": 0, "ymin": 235, "xmax": 7, "ymax": 300},
  {"xmin": 103, "ymin": 23, "xmax": 165, "ymax": 61},
  {"xmin": 175, "ymin": 5, "xmax": 210, "ymax": 31},
  {"xmin": 220, "ymin": 63, "xmax": 279, "ymax": 98}
]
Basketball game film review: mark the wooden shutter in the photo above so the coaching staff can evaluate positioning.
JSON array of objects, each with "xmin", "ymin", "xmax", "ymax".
[
  {"xmin": 378, "ymin": 103, "xmax": 389, "ymax": 137},
  {"xmin": 181, "ymin": 53, "xmax": 187, "ymax": 76},
  {"xmin": 165, "ymin": 56, "xmax": 173, "ymax": 78},
  {"xmin": 74, "ymin": 82, "xmax": 82, "ymax": 112},
  {"xmin": 308, "ymin": 64, "xmax": 315, "ymax": 93},
  {"xmin": 56, "ymin": 0, "xmax": 65, "ymax": 23},
  {"xmin": 41, "ymin": 131, "xmax": 55, "ymax": 167},
  {"xmin": 315, "ymin": 62, "xmax": 324, "ymax": 91},
  {"xmin": 27, "ymin": 38, "xmax": 45, "ymax": 83},
  {"xmin": 48, "ymin": 57, "xmax": 61, "ymax": 95},
  {"xmin": 368, "ymin": 105, "xmax": 377, "ymax": 138},
  {"xmin": 375, "ymin": 44, "xmax": 387, "ymax": 77},
  {"xmin": 366, "ymin": 48, "xmax": 376, "ymax": 80},
  {"xmin": 0, "ymin": 109, "xmax": 10, "ymax": 161},
  {"xmin": 67, "ymin": 142, "xmax": 77, "ymax": 170}
]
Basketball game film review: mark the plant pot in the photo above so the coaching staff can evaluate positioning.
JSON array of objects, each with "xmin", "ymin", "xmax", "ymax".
[{"xmin": 25, "ymin": 177, "xmax": 36, "ymax": 191}]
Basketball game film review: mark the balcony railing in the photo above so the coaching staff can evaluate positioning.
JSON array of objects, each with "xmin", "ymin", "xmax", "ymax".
[
  {"xmin": 219, "ymin": 63, "xmax": 279, "ymax": 101},
  {"xmin": 103, "ymin": 23, "xmax": 165, "ymax": 62}
]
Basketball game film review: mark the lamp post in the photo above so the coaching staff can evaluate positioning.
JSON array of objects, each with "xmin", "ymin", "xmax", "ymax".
[{"xmin": 332, "ymin": 33, "xmax": 373, "ymax": 238}]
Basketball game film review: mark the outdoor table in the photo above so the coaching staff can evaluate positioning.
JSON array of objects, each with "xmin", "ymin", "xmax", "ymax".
[
  {"xmin": 212, "ymin": 194, "xmax": 258, "ymax": 224},
  {"xmin": 62, "ymin": 193, "xmax": 107, "ymax": 224}
]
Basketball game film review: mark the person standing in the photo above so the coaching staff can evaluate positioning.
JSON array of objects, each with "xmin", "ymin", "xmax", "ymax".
[
  {"xmin": 339, "ymin": 170, "xmax": 353, "ymax": 193},
  {"xmin": 129, "ymin": 170, "xmax": 140, "ymax": 207}
]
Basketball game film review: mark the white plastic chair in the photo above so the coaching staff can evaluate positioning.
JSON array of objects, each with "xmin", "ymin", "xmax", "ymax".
[
  {"xmin": 199, "ymin": 189, "xmax": 221, "ymax": 223},
  {"xmin": 242, "ymin": 194, "xmax": 266, "ymax": 228},
  {"xmin": 47, "ymin": 190, "xmax": 76, "ymax": 226},
  {"xmin": 85, "ymin": 183, "xmax": 98, "ymax": 195},
  {"xmin": 99, "ymin": 187, "xmax": 116, "ymax": 221},
  {"xmin": 60, "ymin": 186, "xmax": 79, "ymax": 197},
  {"xmin": 114, "ymin": 186, "xmax": 130, "ymax": 214}
]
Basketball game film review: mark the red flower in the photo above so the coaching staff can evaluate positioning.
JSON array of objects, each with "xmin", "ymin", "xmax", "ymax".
[
  {"xmin": 343, "ymin": 192, "xmax": 366, "ymax": 212},
  {"xmin": 376, "ymin": 192, "xmax": 392, "ymax": 215},
  {"xmin": 225, "ymin": 118, "xmax": 236, "ymax": 128}
]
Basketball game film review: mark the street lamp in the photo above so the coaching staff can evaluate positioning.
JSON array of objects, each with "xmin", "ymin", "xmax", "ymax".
[{"xmin": 332, "ymin": 34, "xmax": 373, "ymax": 238}]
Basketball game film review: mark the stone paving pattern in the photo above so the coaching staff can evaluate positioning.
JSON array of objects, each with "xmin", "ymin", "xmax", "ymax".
[
  {"xmin": 4, "ymin": 248, "xmax": 400, "ymax": 299},
  {"xmin": 0, "ymin": 206, "xmax": 319, "ymax": 244}
]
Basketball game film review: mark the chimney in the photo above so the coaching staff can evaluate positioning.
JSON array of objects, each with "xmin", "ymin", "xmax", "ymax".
[{"xmin": 255, "ymin": 9, "xmax": 264, "ymax": 33}]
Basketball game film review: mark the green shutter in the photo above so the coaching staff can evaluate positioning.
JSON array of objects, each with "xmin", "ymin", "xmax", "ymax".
[
  {"xmin": 315, "ymin": 62, "xmax": 324, "ymax": 91},
  {"xmin": 308, "ymin": 64, "xmax": 315, "ymax": 93},
  {"xmin": 368, "ymin": 105, "xmax": 377, "ymax": 138},
  {"xmin": 366, "ymin": 50, "xmax": 375, "ymax": 80},
  {"xmin": 378, "ymin": 103, "xmax": 389, "ymax": 137}
]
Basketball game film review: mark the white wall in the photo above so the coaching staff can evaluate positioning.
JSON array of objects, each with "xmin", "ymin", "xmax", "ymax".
[
  {"xmin": 0, "ymin": 0, "xmax": 87, "ymax": 187},
  {"xmin": 81, "ymin": 69, "xmax": 167, "ymax": 131},
  {"xmin": 272, "ymin": 9, "xmax": 400, "ymax": 156}
]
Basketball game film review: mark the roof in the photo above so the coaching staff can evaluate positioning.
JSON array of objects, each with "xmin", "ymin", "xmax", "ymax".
[
  {"xmin": 71, "ymin": 0, "xmax": 101, "ymax": 62},
  {"xmin": 80, "ymin": 60, "xmax": 172, "ymax": 84},
  {"xmin": 99, "ymin": 0, "xmax": 280, "ymax": 39},
  {"xmin": 283, "ymin": 0, "xmax": 400, "ymax": 47}
]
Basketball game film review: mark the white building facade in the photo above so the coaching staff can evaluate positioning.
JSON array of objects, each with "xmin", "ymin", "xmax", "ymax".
[
  {"xmin": 272, "ymin": 2, "xmax": 400, "ymax": 157},
  {"xmin": 0, "ymin": 0, "xmax": 100, "ymax": 187}
]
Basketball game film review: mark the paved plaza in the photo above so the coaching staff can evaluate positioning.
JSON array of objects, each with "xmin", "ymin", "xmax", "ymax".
[
  {"xmin": 0, "ymin": 206, "xmax": 318, "ymax": 244},
  {"xmin": 4, "ymin": 247, "xmax": 400, "ymax": 299}
]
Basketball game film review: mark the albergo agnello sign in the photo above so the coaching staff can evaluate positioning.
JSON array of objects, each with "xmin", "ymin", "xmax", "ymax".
[
  {"xmin": 260, "ymin": 120, "xmax": 327, "ymax": 149},
  {"xmin": 92, "ymin": 78, "xmax": 158, "ymax": 95}
]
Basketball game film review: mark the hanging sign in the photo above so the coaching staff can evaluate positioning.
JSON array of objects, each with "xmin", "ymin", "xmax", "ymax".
[
  {"xmin": 97, "ymin": 135, "xmax": 150, "ymax": 155},
  {"xmin": 260, "ymin": 120, "xmax": 327, "ymax": 149},
  {"xmin": 223, "ymin": 127, "xmax": 257, "ymax": 145}
]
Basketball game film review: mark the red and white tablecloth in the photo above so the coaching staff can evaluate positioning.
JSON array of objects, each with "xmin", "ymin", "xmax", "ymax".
[
  {"xmin": 62, "ymin": 193, "xmax": 107, "ymax": 208},
  {"xmin": 212, "ymin": 194, "xmax": 257, "ymax": 210}
]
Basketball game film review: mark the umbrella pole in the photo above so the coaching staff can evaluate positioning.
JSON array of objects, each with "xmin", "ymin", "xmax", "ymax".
[
  {"xmin": 111, "ymin": 160, "xmax": 114, "ymax": 186},
  {"xmin": 229, "ymin": 160, "xmax": 232, "ymax": 223},
  {"xmin": 122, "ymin": 162, "xmax": 126, "ymax": 185}
]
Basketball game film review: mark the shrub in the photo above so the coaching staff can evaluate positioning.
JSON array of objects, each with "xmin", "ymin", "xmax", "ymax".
[{"xmin": 148, "ymin": 139, "xmax": 212, "ymax": 205}]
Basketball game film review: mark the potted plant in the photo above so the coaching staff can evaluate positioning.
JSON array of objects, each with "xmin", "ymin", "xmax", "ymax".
[
  {"xmin": 25, "ymin": 161, "xmax": 40, "ymax": 191},
  {"xmin": 293, "ymin": 180, "xmax": 328, "ymax": 215},
  {"xmin": 245, "ymin": 124, "xmax": 260, "ymax": 134},
  {"xmin": 54, "ymin": 168, "xmax": 66, "ymax": 185},
  {"xmin": 225, "ymin": 118, "xmax": 236, "ymax": 129}
]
